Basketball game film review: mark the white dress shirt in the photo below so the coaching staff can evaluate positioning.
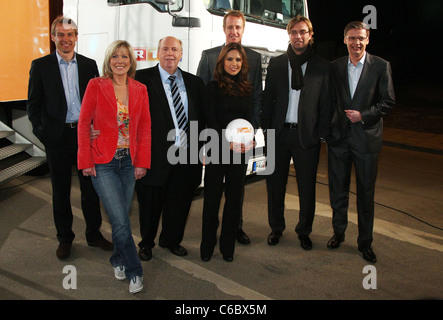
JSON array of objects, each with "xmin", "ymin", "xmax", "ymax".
[
  {"xmin": 285, "ymin": 60, "xmax": 307, "ymax": 123},
  {"xmin": 348, "ymin": 52, "xmax": 366, "ymax": 99},
  {"xmin": 56, "ymin": 51, "xmax": 81, "ymax": 123},
  {"xmin": 158, "ymin": 64, "xmax": 189, "ymax": 147}
]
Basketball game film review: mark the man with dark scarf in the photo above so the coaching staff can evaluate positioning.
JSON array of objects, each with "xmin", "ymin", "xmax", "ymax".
[{"xmin": 261, "ymin": 16, "xmax": 332, "ymax": 250}]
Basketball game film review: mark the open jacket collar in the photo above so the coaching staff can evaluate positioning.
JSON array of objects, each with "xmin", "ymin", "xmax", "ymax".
[{"xmin": 96, "ymin": 77, "xmax": 143, "ymax": 113}]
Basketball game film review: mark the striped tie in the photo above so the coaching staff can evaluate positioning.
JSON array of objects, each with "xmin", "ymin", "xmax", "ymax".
[{"xmin": 169, "ymin": 75, "xmax": 188, "ymax": 147}]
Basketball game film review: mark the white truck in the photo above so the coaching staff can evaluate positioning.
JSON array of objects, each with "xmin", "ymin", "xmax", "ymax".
[{"xmin": 63, "ymin": 0, "xmax": 308, "ymax": 178}]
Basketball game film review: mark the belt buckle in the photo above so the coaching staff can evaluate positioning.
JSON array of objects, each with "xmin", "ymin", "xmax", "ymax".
[
  {"xmin": 66, "ymin": 122, "xmax": 78, "ymax": 128},
  {"xmin": 114, "ymin": 148, "xmax": 129, "ymax": 159},
  {"xmin": 289, "ymin": 123, "xmax": 297, "ymax": 129}
]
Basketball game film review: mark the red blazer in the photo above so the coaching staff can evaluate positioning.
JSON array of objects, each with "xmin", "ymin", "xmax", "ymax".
[{"xmin": 77, "ymin": 77, "xmax": 151, "ymax": 170}]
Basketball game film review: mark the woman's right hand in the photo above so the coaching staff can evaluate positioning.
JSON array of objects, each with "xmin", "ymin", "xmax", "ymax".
[
  {"xmin": 82, "ymin": 167, "xmax": 96, "ymax": 177},
  {"xmin": 230, "ymin": 141, "xmax": 255, "ymax": 153},
  {"xmin": 90, "ymin": 124, "xmax": 100, "ymax": 141}
]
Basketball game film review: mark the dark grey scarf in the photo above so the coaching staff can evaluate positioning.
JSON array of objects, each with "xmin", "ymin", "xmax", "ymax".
[{"xmin": 287, "ymin": 43, "xmax": 313, "ymax": 90}]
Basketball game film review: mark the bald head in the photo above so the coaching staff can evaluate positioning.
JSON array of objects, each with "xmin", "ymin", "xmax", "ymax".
[{"xmin": 158, "ymin": 36, "xmax": 183, "ymax": 74}]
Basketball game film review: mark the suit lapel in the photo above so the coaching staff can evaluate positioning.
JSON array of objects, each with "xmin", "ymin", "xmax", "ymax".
[
  {"xmin": 127, "ymin": 78, "xmax": 141, "ymax": 114},
  {"xmin": 352, "ymin": 53, "xmax": 373, "ymax": 101},
  {"xmin": 151, "ymin": 65, "xmax": 175, "ymax": 126},
  {"xmin": 282, "ymin": 55, "xmax": 290, "ymax": 93},
  {"xmin": 279, "ymin": 54, "xmax": 290, "ymax": 117},
  {"xmin": 49, "ymin": 52, "xmax": 67, "ymax": 106},
  {"xmin": 181, "ymin": 69, "xmax": 195, "ymax": 122},
  {"xmin": 98, "ymin": 78, "xmax": 117, "ymax": 110},
  {"xmin": 277, "ymin": 54, "xmax": 289, "ymax": 97},
  {"xmin": 339, "ymin": 57, "xmax": 352, "ymax": 102},
  {"xmin": 76, "ymin": 54, "xmax": 88, "ymax": 99},
  {"xmin": 302, "ymin": 56, "xmax": 313, "ymax": 94}
]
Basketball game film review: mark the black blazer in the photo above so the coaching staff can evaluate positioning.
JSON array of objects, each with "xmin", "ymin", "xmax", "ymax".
[
  {"xmin": 196, "ymin": 45, "xmax": 263, "ymax": 129},
  {"xmin": 27, "ymin": 51, "xmax": 99, "ymax": 148},
  {"xmin": 329, "ymin": 53, "xmax": 395, "ymax": 153},
  {"xmin": 261, "ymin": 53, "xmax": 333, "ymax": 149},
  {"xmin": 135, "ymin": 65, "xmax": 206, "ymax": 186}
]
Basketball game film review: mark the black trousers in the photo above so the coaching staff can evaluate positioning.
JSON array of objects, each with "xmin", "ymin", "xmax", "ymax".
[
  {"xmin": 136, "ymin": 163, "xmax": 200, "ymax": 249},
  {"xmin": 45, "ymin": 126, "xmax": 103, "ymax": 244},
  {"xmin": 327, "ymin": 141, "xmax": 378, "ymax": 249},
  {"xmin": 201, "ymin": 162, "xmax": 247, "ymax": 258},
  {"xmin": 266, "ymin": 127, "xmax": 320, "ymax": 236}
]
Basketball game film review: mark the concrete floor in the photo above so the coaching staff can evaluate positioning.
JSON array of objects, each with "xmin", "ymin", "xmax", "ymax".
[{"xmin": 0, "ymin": 128, "xmax": 442, "ymax": 310}]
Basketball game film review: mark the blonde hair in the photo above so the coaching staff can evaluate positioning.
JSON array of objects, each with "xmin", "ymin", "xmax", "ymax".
[
  {"xmin": 102, "ymin": 40, "xmax": 137, "ymax": 79},
  {"xmin": 223, "ymin": 10, "xmax": 246, "ymax": 28}
]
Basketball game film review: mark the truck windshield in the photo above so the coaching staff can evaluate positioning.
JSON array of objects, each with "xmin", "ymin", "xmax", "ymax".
[
  {"xmin": 206, "ymin": 0, "xmax": 305, "ymax": 26},
  {"xmin": 107, "ymin": 0, "xmax": 183, "ymax": 12}
]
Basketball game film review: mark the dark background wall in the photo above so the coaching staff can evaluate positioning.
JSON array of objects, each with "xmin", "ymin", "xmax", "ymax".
[
  {"xmin": 308, "ymin": 0, "xmax": 442, "ymax": 85},
  {"xmin": 308, "ymin": 0, "xmax": 443, "ymax": 134}
]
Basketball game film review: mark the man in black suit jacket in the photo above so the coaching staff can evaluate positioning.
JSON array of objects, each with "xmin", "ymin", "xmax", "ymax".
[
  {"xmin": 135, "ymin": 36, "xmax": 206, "ymax": 261},
  {"xmin": 27, "ymin": 16, "xmax": 112, "ymax": 259},
  {"xmin": 196, "ymin": 10, "xmax": 262, "ymax": 245},
  {"xmin": 262, "ymin": 16, "xmax": 332, "ymax": 250},
  {"xmin": 327, "ymin": 21, "xmax": 395, "ymax": 263}
]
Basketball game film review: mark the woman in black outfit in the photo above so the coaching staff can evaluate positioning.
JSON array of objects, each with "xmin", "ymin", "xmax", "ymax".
[{"xmin": 200, "ymin": 43, "xmax": 255, "ymax": 262}]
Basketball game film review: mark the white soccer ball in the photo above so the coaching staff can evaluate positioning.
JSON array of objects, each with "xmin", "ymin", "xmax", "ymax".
[{"xmin": 225, "ymin": 119, "xmax": 255, "ymax": 144}]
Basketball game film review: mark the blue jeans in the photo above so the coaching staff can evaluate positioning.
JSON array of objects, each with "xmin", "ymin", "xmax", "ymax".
[{"xmin": 92, "ymin": 154, "xmax": 142, "ymax": 280}]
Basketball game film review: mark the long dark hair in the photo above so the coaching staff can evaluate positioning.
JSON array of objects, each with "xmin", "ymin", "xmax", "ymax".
[{"xmin": 214, "ymin": 43, "xmax": 252, "ymax": 97}]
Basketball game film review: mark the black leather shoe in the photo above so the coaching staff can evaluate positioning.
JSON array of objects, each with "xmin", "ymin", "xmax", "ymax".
[
  {"xmin": 223, "ymin": 255, "xmax": 233, "ymax": 262},
  {"xmin": 298, "ymin": 235, "xmax": 312, "ymax": 250},
  {"xmin": 138, "ymin": 247, "xmax": 152, "ymax": 261},
  {"xmin": 327, "ymin": 233, "xmax": 345, "ymax": 249},
  {"xmin": 167, "ymin": 245, "xmax": 188, "ymax": 257},
  {"xmin": 201, "ymin": 255, "xmax": 212, "ymax": 262},
  {"xmin": 56, "ymin": 243, "xmax": 72, "ymax": 260},
  {"xmin": 359, "ymin": 247, "xmax": 377, "ymax": 263},
  {"xmin": 88, "ymin": 238, "xmax": 114, "ymax": 251},
  {"xmin": 267, "ymin": 231, "xmax": 282, "ymax": 246},
  {"xmin": 236, "ymin": 229, "xmax": 251, "ymax": 245}
]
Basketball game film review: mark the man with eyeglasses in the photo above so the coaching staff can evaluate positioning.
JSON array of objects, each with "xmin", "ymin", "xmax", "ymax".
[
  {"xmin": 261, "ymin": 15, "xmax": 332, "ymax": 250},
  {"xmin": 326, "ymin": 21, "xmax": 395, "ymax": 262}
]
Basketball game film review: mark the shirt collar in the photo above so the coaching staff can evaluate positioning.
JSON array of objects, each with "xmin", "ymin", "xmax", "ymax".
[
  {"xmin": 158, "ymin": 64, "xmax": 182, "ymax": 83},
  {"xmin": 56, "ymin": 51, "xmax": 77, "ymax": 65},
  {"xmin": 348, "ymin": 51, "xmax": 366, "ymax": 67}
]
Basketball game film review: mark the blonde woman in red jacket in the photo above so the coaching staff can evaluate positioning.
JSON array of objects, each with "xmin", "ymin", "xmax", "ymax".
[{"xmin": 77, "ymin": 40, "xmax": 151, "ymax": 294}]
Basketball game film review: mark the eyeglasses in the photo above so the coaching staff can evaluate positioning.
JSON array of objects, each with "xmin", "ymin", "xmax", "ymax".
[
  {"xmin": 346, "ymin": 36, "xmax": 368, "ymax": 42},
  {"xmin": 290, "ymin": 30, "xmax": 309, "ymax": 36}
]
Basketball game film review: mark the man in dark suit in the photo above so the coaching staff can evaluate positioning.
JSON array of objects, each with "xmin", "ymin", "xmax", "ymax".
[
  {"xmin": 27, "ymin": 16, "xmax": 112, "ymax": 259},
  {"xmin": 327, "ymin": 21, "xmax": 395, "ymax": 263},
  {"xmin": 197, "ymin": 9, "xmax": 262, "ymax": 245},
  {"xmin": 261, "ymin": 16, "xmax": 332, "ymax": 250},
  {"xmin": 135, "ymin": 36, "xmax": 206, "ymax": 261}
]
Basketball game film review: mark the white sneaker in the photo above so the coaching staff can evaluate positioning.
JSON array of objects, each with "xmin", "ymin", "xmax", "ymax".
[
  {"xmin": 114, "ymin": 266, "xmax": 126, "ymax": 280},
  {"xmin": 129, "ymin": 276, "xmax": 143, "ymax": 294}
]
